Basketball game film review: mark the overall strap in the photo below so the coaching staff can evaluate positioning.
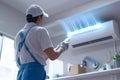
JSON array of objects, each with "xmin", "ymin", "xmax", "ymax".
[
  {"xmin": 17, "ymin": 26, "xmax": 39, "ymax": 66},
  {"xmin": 18, "ymin": 27, "xmax": 33, "ymax": 53}
]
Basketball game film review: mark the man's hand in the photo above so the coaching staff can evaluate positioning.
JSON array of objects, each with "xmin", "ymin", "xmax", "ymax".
[{"xmin": 60, "ymin": 38, "xmax": 69, "ymax": 52}]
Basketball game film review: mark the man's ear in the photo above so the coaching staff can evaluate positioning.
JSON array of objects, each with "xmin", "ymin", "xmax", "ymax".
[{"xmin": 36, "ymin": 16, "xmax": 42, "ymax": 23}]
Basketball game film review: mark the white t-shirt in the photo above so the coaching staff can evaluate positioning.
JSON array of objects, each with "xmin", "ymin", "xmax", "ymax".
[{"xmin": 14, "ymin": 23, "xmax": 53, "ymax": 65}]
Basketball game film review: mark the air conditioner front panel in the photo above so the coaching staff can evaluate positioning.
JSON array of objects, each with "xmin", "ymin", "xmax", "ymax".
[{"xmin": 69, "ymin": 20, "xmax": 120, "ymax": 48}]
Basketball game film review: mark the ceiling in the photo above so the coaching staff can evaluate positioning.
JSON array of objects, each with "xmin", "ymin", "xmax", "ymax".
[
  {"xmin": 1, "ymin": 0, "xmax": 120, "ymax": 24},
  {"xmin": 0, "ymin": 0, "xmax": 93, "ymax": 21}
]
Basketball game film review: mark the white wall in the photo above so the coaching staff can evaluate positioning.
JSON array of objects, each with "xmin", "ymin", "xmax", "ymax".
[
  {"xmin": 0, "ymin": 2, "xmax": 25, "ymax": 38},
  {"xmin": 48, "ymin": 20, "xmax": 120, "ymax": 75},
  {"xmin": 58, "ymin": 40, "xmax": 120, "ymax": 74},
  {"xmin": 46, "ymin": 0, "xmax": 120, "ymax": 74}
]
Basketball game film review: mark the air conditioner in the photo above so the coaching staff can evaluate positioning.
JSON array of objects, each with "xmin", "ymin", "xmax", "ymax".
[{"xmin": 69, "ymin": 20, "xmax": 120, "ymax": 48}]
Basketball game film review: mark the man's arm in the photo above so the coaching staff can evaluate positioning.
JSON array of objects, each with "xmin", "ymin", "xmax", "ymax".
[{"xmin": 44, "ymin": 47, "xmax": 63, "ymax": 60}]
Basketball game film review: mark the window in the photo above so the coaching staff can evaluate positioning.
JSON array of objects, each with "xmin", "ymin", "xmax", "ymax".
[{"xmin": 0, "ymin": 35, "xmax": 18, "ymax": 80}]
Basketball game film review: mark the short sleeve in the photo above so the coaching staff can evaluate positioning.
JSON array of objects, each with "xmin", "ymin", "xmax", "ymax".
[{"xmin": 38, "ymin": 28, "xmax": 53, "ymax": 51}]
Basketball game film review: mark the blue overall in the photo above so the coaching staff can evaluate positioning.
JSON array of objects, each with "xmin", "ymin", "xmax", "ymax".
[{"xmin": 17, "ymin": 26, "xmax": 46, "ymax": 80}]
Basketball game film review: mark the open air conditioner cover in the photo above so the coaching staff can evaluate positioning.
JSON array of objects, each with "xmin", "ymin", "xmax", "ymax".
[{"xmin": 69, "ymin": 20, "xmax": 120, "ymax": 48}]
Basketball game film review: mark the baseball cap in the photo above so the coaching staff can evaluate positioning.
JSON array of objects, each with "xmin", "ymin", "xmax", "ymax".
[{"xmin": 26, "ymin": 4, "xmax": 48, "ymax": 17}]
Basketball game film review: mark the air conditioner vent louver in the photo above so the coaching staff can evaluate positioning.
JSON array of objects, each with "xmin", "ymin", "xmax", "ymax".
[{"xmin": 72, "ymin": 36, "xmax": 113, "ymax": 48}]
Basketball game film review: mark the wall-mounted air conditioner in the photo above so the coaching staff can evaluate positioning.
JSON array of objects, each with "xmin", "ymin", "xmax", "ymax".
[{"xmin": 69, "ymin": 20, "xmax": 120, "ymax": 48}]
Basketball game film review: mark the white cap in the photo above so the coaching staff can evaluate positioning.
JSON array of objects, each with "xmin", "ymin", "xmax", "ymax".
[{"xmin": 26, "ymin": 4, "xmax": 48, "ymax": 17}]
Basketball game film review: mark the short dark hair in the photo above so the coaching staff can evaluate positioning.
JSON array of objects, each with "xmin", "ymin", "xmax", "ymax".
[{"xmin": 26, "ymin": 14, "xmax": 40, "ymax": 23}]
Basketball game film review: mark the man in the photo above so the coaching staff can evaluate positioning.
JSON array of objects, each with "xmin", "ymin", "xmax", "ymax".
[{"xmin": 14, "ymin": 4, "xmax": 68, "ymax": 80}]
